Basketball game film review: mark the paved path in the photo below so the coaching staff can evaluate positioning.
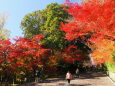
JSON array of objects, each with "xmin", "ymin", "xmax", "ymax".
[{"xmin": 21, "ymin": 72, "xmax": 115, "ymax": 86}]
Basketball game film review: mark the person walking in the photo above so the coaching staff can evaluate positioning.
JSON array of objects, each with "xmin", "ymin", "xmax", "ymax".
[
  {"xmin": 75, "ymin": 68, "xmax": 80, "ymax": 78},
  {"xmin": 66, "ymin": 71, "xmax": 73, "ymax": 84},
  {"xmin": 35, "ymin": 70, "xmax": 40, "ymax": 82}
]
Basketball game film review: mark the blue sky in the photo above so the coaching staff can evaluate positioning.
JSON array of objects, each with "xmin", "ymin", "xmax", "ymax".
[{"xmin": 0, "ymin": 0, "xmax": 81, "ymax": 39}]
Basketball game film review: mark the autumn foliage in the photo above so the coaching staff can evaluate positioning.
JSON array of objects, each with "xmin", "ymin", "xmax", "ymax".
[
  {"xmin": 62, "ymin": 45, "xmax": 87, "ymax": 63},
  {"xmin": 61, "ymin": 0, "xmax": 115, "ymax": 64},
  {"xmin": 0, "ymin": 1, "xmax": 114, "ymax": 84},
  {"xmin": 90, "ymin": 39, "xmax": 115, "ymax": 64},
  {"xmin": 0, "ymin": 34, "xmax": 49, "ymax": 76}
]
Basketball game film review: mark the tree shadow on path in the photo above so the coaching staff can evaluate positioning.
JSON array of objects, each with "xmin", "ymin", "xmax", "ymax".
[
  {"xmin": 58, "ymin": 83, "xmax": 92, "ymax": 86},
  {"xmin": 70, "ymin": 84, "xmax": 92, "ymax": 86},
  {"xmin": 78, "ymin": 72, "xmax": 107, "ymax": 79}
]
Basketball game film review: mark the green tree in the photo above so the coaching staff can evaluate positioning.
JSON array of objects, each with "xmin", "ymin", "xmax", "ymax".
[
  {"xmin": 21, "ymin": 3, "xmax": 70, "ymax": 50},
  {"xmin": 21, "ymin": 10, "xmax": 44, "ymax": 38}
]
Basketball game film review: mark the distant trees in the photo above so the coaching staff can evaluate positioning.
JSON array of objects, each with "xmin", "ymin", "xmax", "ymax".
[{"xmin": 0, "ymin": 14, "xmax": 10, "ymax": 40}]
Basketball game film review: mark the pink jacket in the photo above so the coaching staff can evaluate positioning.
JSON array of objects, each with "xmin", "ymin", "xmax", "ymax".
[{"xmin": 66, "ymin": 72, "xmax": 73, "ymax": 79}]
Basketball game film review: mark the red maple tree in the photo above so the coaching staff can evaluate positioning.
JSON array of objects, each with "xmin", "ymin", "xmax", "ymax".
[
  {"xmin": 61, "ymin": 0, "xmax": 115, "ymax": 64},
  {"xmin": 0, "ymin": 34, "xmax": 49, "ymax": 77}
]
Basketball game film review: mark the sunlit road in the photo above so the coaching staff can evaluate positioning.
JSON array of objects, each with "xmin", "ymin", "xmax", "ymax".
[{"xmin": 22, "ymin": 72, "xmax": 115, "ymax": 86}]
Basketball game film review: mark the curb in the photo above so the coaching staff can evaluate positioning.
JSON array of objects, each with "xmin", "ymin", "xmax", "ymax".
[{"xmin": 107, "ymin": 76, "xmax": 115, "ymax": 85}]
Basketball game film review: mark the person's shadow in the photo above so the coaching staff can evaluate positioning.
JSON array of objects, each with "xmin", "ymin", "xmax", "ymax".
[
  {"xmin": 58, "ymin": 83, "xmax": 91, "ymax": 86},
  {"xmin": 58, "ymin": 83, "xmax": 76, "ymax": 86}
]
